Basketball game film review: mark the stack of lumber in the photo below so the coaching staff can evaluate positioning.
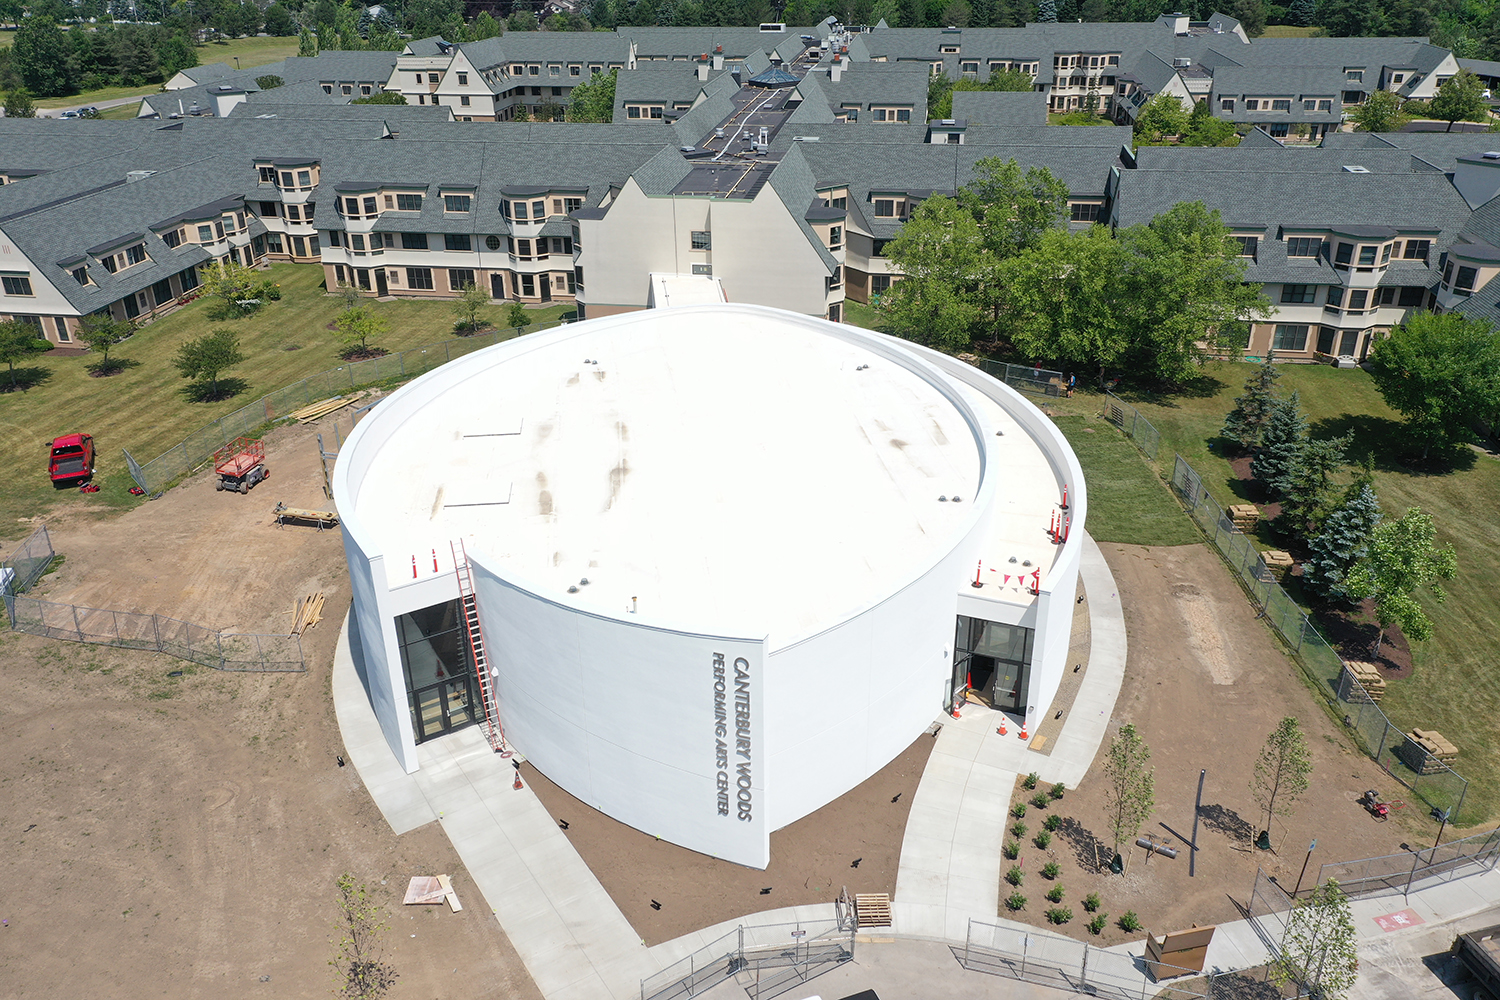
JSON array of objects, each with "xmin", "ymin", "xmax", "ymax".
[
  {"xmin": 1228, "ymin": 504, "xmax": 1260, "ymax": 533},
  {"xmin": 1399, "ymin": 729, "xmax": 1459, "ymax": 775},
  {"xmin": 1261, "ymin": 549, "xmax": 1296, "ymax": 580},
  {"xmin": 403, "ymin": 875, "xmax": 462, "ymax": 912},
  {"xmin": 287, "ymin": 396, "xmax": 352, "ymax": 423},
  {"xmin": 291, "ymin": 592, "xmax": 325, "ymax": 635},
  {"xmin": 855, "ymin": 893, "xmax": 892, "ymax": 928},
  {"xmin": 1340, "ymin": 661, "xmax": 1386, "ymax": 704}
]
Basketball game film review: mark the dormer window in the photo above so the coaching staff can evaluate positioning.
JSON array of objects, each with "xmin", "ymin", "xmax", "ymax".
[
  {"xmin": 395, "ymin": 193, "xmax": 422, "ymax": 211},
  {"xmin": 1345, "ymin": 68, "xmax": 1363, "ymax": 82},
  {"xmin": 259, "ymin": 166, "xmax": 276, "ymax": 183},
  {"xmin": 71, "ymin": 266, "xmax": 90, "ymax": 285},
  {"xmin": 444, "ymin": 194, "xmax": 472, "ymax": 212}
]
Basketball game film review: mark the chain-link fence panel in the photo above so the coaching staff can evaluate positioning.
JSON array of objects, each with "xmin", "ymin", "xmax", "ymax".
[
  {"xmin": 1, "ymin": 524, "xmax": 55, "ymax": 596},
  {"xmin": 1317, "ymin": 827, "xmax": 1500, "ymax": 900}
]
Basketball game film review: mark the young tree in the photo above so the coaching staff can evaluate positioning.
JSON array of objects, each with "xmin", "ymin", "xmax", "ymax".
[
  {"xmin": 1102, "ymin": 723, "xmax": 1155, "ymax": 855},
  {"xmin": 1250, "ymin": 716, "xmax": 1313, "ymax": 842},
  {"xmin": 1133, "ymin": 92, "xmax": 1189, "ymax": 144},
  {"xmin": 452, "ymin": 282, "xmax": 490, "ymax": 332},
  {"xmin": 0, "ymin": 319, "xmax": 51, "ymax": 391},
  {"xmin": 298, "ymin": 26, "xmax": 318, "ymax": 57},
  {"xmin": 351, "ymin": 91, "xmax": 408, "ymax": 104},
  {"xmin": 1037, "ymin": 0, "xmax": 1058, "ymax": 20},
  {"xmin": 1273, "ymin": 879, "xmax": 1359, "ymax": 1000},
  {"xmin": 1350, "ymin": 89, "xmax": 1408, "ymax": 132},
  {"xmin": 1345, "ymin": 507, "xmax": 1458, "ymax": 657},
  {"xmin": 201, "ymin": 260, "xmax": 265, "ymax": 315},
  {"xmin": 1304, "ymin": 483, "xmax": 1382, "ymax": 601},
  {"xmin": 329, "ymin": 873, "xmax": 398, "ymax": 1000},
  {"xmin": 1366, "ymin": 312, "xmax": 1500, "ymax": 460},
  {"xmin": 1183, "ymin": 99, "xmax": 1240, "ymax": 146},
  {"xmin": 334, "ymin": 307, "xmax": 390, "ymax": 356},
  {"xmin": 566, "ymin": 68, "xmax": 617, "ymax": 122},
  {"xmin": 1276, "ymin": 433, "xmax": 1351, "ymax": 541},
  {"xmin": 1221, "ymin": 351, "xmax": 1281, "ymax": 451},
  {"xmin": 880, "ymin": 195, "xmax": 986, "ymax": 352},
  {"xmin": 506, "ymin": 302, "xmax": 530, "ymax": 331},
  {"xmin": 173, "ymin": 329, "xmax": 245, "ymax": 400},
  {"xmin": 1430, "ymin": 69, "xmax": 1489, "ymax": 132},
  {"xmin": 3, "ymin": 86, "xmax": 36, "ymax": 118},
  {"xmin": 76, "ymin": 313, "xmax": 135, "ymax": 376},
  {"xmin": 1250, "ymin": 390, "xmax": 1307, "ymax": 497}
]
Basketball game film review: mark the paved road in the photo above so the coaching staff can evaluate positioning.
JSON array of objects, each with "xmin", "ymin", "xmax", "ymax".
[{"xmin": 31, "ymin": 95, "xmax": 143, "ymax": 118}]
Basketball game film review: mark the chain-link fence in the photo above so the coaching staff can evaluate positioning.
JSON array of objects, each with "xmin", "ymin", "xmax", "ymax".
[
  {"xmin": 640, "ymin": 918, "xmax": 854, "ymax": 1000},
  {"xmin": 5, "ymin": 596, "xmax": 305, "ymax": 672},
  {"xmin": 1167, "ymin": 454, "xmax": 1471, "ymax": 823},
  {"xmin": 0, "ymin": 524, "xmax": 55, "ymax": 595},
  {"xmin": 961, "ymin": 918, "xmax": 1304, "ymax": 1000},
  {"xmin": 1245, "ymin": 867, "xmax": 1297, "ymax": 960},
  {"xmin": 976, "ymin": 359, "xmax": 1066, "ymax": 398},
  {"xmin": 124, "ymin": 321, "xmax": 567, "ymax": 496},
  {"xmin": 1314, "ymin": 827, "xmax": 1500, "ymax": 901},
  {"xmin": 1103, "ymin": 390, "xmax": 1161, "ymax": 460}
]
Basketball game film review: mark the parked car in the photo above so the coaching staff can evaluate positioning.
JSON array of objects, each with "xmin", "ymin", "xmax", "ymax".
[
  {"xmin": 58, "ymin": 110, "xmax": 79, "ymax": 119},
  {"xmin": 48, "ymin": 433, "xmax": 94, "ymax": 486}
]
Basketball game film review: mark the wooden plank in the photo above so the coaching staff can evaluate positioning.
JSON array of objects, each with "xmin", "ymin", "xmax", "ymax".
[{"xmin": 437, "ymin": 874, "xmax": 462, "ymax": 912}]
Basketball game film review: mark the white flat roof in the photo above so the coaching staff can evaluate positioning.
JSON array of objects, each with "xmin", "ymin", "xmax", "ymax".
[{"xmin": 349, "ymin": 308, "xmax": 989, "ymax": 640}]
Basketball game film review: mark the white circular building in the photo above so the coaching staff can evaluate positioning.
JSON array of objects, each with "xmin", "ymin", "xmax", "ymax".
[{"xmin": 334, "ymin": 304, "xmax": 1086, "ymax": 869}]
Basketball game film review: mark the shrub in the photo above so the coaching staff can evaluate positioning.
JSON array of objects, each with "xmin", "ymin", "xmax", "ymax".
[
  {"xmin": 1088, "ymin": 914, "xmax": 1108, "ymax": 935},
  {"xmin": 1083, "ymin": 892, "xmax": 1101, "ymax": 913},
  {"xmin": 1033, "ymin": 831, "xmax": 1052, "ymax": 850},
  {"xmin": 1031, "ymin": 792, "xmax": 1050, "ymax": 810},
  {"xmin": 1044, "ymin": 814, "xmax": 1063, "ymax": 832},
  {"xmin": 1046, "ymin": 906, "xmax": 1073, "ymax": 925},
  {"xmin": 1011, "ymin": 821, "xmax": 1028, "ymax": 839},
  {"xmin": 1005, "ymin": 866, "xmax": 1024, "ymax": 887},
  {"xmin": 1050, "ymin": 781, "xmax": 1066, "ymax": 800},
  {"xmin": 1119, "ymin": 911, "xmax": 1142, "ymax": 932},
  {"xmin": 1003, "ymin": 840, "xmax": 1020, "ymax": 860},
  {"xmin": 1023, "ymin": 772, "xmax": 1040, "ymax": 789},
  {"xmin": 1046, "ymin": 884, "xmax": 1065, "ymax": 903},
  {"xmin": 1011, "ymin": 803, "xmax": 1027, "ymax": 818},
  {"xmin": 1005, "ymin": 892, "xmax": 1027, "ymax": 911},
  {"xmin": 1040, "ymin": 862, "xmax": 1060, "ymax": 879}
]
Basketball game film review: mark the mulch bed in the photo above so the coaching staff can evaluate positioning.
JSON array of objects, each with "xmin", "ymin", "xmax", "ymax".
[{"xmin": 339, "ymin": 347, "xmax": 389, "ymax": 361}]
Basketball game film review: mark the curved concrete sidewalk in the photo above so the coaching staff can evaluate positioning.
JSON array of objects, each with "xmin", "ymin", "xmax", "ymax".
[{"xmin": 892, "ymin": 532, "xmax": 1128, "ymax": 941}]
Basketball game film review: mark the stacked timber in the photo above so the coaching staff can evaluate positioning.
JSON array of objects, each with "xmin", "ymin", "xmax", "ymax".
[
  {"xmin": 1339, "ymin": 661, "xmax": 1386, "ymax": 704},
  {"xmin": 1261, "ymin": 550, "xmax": 1296, "ymax": 581},
  {"xmin": 1228, "ymin": 504, "xmax": 1260, "ymax": 533},
  {"xmin": 1398, "ymin": 729, "xmax": 1459, "ymax": 775}
]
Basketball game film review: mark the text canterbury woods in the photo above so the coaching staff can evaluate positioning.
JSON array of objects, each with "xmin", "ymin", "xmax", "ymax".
[{"xmin": 713, "ymin": 652, "xmax": 752, "ymax": 821}]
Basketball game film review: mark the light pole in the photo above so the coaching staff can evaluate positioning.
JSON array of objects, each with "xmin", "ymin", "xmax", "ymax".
[{"xmin": 1292, "ymin": 839, "xmax": 1317, "ymax": 899}]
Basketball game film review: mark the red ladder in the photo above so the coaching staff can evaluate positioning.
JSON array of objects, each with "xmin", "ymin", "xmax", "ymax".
[{"xmin": 451, "ymin": 540, "xmax": 510, "ymax": 756}]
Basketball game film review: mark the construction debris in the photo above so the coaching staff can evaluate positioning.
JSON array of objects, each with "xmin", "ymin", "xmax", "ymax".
[
  {"xmin": 273, "ymin": 501, "xmax": 340, "ymax": 530},
  {"xmin": 291, "ymin": 592, "xmax": 325, "ymax": 635},
  {"xmin": 437, "ymin": 874, "xmax": 462, "ymax": 912},
  {"xmin": 403, "ymin": 876, "xmax": 447, "ymax": 905},
  {"xmin": 855, "ymin": 893, "xmax": 892, "ymax": 928},
  {"xmin": 287, "ymin": 396, "xmax": 354, "ymax": 423}
]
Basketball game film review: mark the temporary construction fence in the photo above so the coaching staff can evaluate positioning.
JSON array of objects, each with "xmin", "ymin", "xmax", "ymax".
[
  {"xmin": 1244, "ymin": 868, "xmax": 1298, "ymax": 960},
  {"xmin": 1169, "ymin": 454, "xmax": 1470, "ymax": 823},
  {"xmin": 0, "ymin": 524, "xmax": 55, "ymax": 595},
  {"xmin": 123, "ymin": 320, "xmax": 566, "ymax": 496},
  {"xmin": 977, "ymin": 359, "xmax": 1066, "ymax": 398},
  {"xmin": 1095, "ymin": 391, "xmax": 1472, "ymax": 824},
  {"xmin": 5, "ymin": 595, "xmax": 306, "ymax": 672},
  {"xmin": 640, "ymin": 918, "xmax": 855, "ymax": 1000},
  {"xmin": 1102, "ymin": 390, "xmax": 1162, "ymax": 460},
  {"xmin": 1314, "ymin": 826, "xmax": 1500, "ymax": 901},
  {"xmin": 960, "ymin": 918, "xmax": 1306, "ymax": 1000}
]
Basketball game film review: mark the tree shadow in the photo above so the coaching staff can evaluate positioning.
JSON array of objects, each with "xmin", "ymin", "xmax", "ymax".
[
  {"xmin": 180, "ymin": 377, "xmax": 250, "ymax": 403},
  {"xmin": 86, "ymin": 357, "xmax": 142, "ymax": 378},
  {"xmin": 1056, "ymin": 816, "xmax": 1111, "ymax": 873},
  {"xmin": 0, "ymin": 367, "xmax": 53, "ymax": 392},
  {"xmin": 1113, "ymin": 370, "xmax": 1229, "ymax": 407},
  {"xmin": 204, "ymin": 300, "xmax": 261, "ymax": 322},
  {"xmin": 1310, "ymin": 414, "xmax": 1476, "ymax": 474},
  {"xmin": 1198, "ymin": 803, "xmax": 1254, "ymax": 847}
]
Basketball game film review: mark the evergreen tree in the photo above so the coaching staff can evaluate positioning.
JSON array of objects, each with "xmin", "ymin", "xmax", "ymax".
[
  {"xmin": 1276, "ymin": 433, "xmax": 1350, "ymax": 541},
  {"xmin": 299, "ymin": 27, "xmax": 318, "ymax": 57},
  {"xmin": 1038, "ymin": 0, "xmax": 1058, "ymax": 20},
  {"xmin": 1288, "ymin": 0, "xmax": 1315, "ymax": 24},
  {"xmin": 1221, "ymin": 352, "xmax": 1280, "ymax": 451},
  {"xmin": 1304, "ymin": 483, "xmax": 1381, "ymax": 601},
  {"xmin": 13, "ymin": 15, "xmax": 78, "ymax": 96},
  {"xmin": 1250, "ymin": 390, "xmax": 1306, "ymax": 497}
]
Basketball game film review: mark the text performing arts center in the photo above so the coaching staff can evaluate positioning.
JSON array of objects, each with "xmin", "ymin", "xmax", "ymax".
[{"xmin": 334, "ymin": 304, "xmax": 1087, "ymax": 869}]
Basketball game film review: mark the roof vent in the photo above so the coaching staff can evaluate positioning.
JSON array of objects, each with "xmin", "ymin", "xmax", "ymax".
[
  {"xmin": 1342, "ymin": 164, "xmax": 1370, "ymax": 173},
  {"xmin": 941, "ymin": 118, "xmax": 956, "ymax": 125},
  {"xmin": 126, "ymin": 170, "xmax": 156, "ymax": 183},
  {"xmin": 1484, "ymin": 151, "xmax": 1500, "ymax": 159}
]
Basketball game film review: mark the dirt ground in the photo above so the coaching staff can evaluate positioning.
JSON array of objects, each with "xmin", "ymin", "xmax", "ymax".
[
  {"xmin": 1001, "ymin": 542, "xmax": 1438, "ymax": 946},
  {"xmin": 524, "ymin": 733, "xmax": 936, "ymax": 947},
  {"xmin": 0, "ymin": 415, "xmax": 542, "ymax": 1000}
]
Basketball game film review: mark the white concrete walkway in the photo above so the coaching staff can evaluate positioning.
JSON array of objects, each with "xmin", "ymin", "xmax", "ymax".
[{"xmin": 892, "ymin": 532, "xmax": 1128, "ymax": 942}]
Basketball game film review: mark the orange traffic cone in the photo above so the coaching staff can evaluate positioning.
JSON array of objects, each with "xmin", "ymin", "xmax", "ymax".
[
  {"xmin": 1018, "ymin": 722, "xmax": 1029, "ymax": 740},
  {"xmin": 513, "ymin": 773, "xmax": 524, "ymax": 790},
  {"xmin": 997, "ymin": 717, "xmax": 1008, "ymax": 736}
]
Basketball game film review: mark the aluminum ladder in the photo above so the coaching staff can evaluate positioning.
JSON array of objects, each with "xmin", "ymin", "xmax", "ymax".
[{"xmin": 451, "ymin": 540, "xmax": 510, "ymax": 756}]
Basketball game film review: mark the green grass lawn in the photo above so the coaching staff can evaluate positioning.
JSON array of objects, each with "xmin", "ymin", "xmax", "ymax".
[
  {"xmin": 100, "ymin": 102, "xmax": 142, "ymax": 119},
  {"xmin": 1260, "ymin": 25, "xmax": 1319, "ymax": 36},
  {"xmin": 1055, "ymin": 415, "xmax": 1202, "ymax": 547},
  {"xmin": 0, "ymin": 262, "xmax": 568, "ymax": 530},
  {"xmin": 8, "ymin": 34, "xmax": 300, "ymax": 109},
  {"xmin": 1115, "ymin": 360, "xmax": 1500, "ymax": 825}
]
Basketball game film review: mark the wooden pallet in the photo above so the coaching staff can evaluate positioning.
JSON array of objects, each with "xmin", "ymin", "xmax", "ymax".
[{"xmin": 855, "ymin": 893, "xmax": 892, "ymax": 928}]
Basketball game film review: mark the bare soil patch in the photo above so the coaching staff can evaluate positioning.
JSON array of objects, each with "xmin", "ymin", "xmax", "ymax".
[
  {"xmin": 1000, "ymin": 543, "xmax": 1428, "ymax": 946},
  {"xmin": 0, "ymin": 416, "xmax": 541, "ymax": 999},
  {"xmin": 524, "ymin": 732, "xmax": 937, "ymax": 946}
]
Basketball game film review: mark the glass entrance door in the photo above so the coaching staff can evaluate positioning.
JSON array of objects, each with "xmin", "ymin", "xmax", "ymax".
[
  {"xmin": 397, "ymin": 601, "xmax": 486, "ymax": 744},
  {"xmin": 953, "ymin": 617, "xmax": 1033, "ymax": 715}
]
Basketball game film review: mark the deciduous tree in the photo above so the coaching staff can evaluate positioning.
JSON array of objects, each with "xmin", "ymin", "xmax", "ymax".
[
  {"xmin": 999, "ymin": 227, "xmax": 1131, "ymax": 377},
  {"xmin": 1350, "ymin": 88, "xmax": 1408, "ymax": 132},
  {"xmin": 1102, "ymin": 723, "xmax": 1154, "ymax": 855},
  {"xmin": 1133, "ymin": 92, "xmax": 1189, "ymax": 144},
  {"xmin": 2, "ymin": 86, "xmax": 36, "ymax": 118},
  {"xmin": 329, "ymin": 873, "xmax": 398, "ymax": 1000},
  {"xmin": 1250, "ymin": 716, "xmax": 1313, "ymax": 841},
  {"xmin": 452, "ymin": 282, "xmax": 491, "ymax": 332},
  {"xmin": 1365, "ymin": 312, "xmax": 1500, "ymax": 460},
  {"xmin": 957, "ymin": 156, "xmax": 1069, "ymax": 263},
  {"xmin": 13, "ymin": 15, "xmax": 77, "ymax": 97},
  {"xmin": 1345, "ymin": 507, "xmax": 1457, "ymax": 657},
  {"xmin": 334, "ymin": 307, "xmax": 390, "ymax": 356},
  {"xmin": 880, "ymin": 195, "xmax": 986, "ymax": 352},
  {"xmin": 0, "ymin": 319, "xmax": 51, "ymax": 391},
  {"xmin": 1430, "ymin": 69, "xmax": 1489, "ymax": 132},
  {"xmin": 76, "ymin": 313, "xmax": 135, "ymax": 376},
  {"xmin": 173, "ymin": 329, "xmax": 245, "ymax": 400},
  {"xmin": 1273, "ymin": 879, "xmax": 1359, "ymax": 1000}
]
